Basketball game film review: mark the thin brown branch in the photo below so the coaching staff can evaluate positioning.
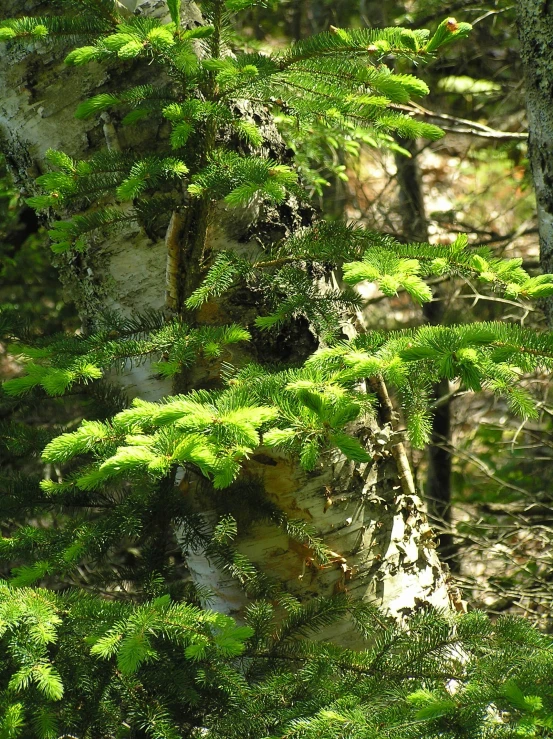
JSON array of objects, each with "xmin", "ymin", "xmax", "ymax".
[
  {"xmin": 368, "ymin": 376, "xmax": 416, "ymax": 497},
  {"xmin": 391, "ymin": 102, "xmax": 528, "ymax": 141}
]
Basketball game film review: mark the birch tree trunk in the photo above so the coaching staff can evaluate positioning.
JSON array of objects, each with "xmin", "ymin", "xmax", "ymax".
[
  {"xmin": 517, "ymin": 0, "xmax": 553, "ymax": 327},
  {"xmin": 0, "ymin": 0, "xmax": 451, "ymax": 641}
]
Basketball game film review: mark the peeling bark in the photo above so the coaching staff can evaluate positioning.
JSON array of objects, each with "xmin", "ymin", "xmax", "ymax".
[
  {"xmin": 517, "ymin": 0, "xmax": 553, "ymax": 326},
  {"xmin": 0, "ymin": 0, "xmax": 451, "ymax": 639}
]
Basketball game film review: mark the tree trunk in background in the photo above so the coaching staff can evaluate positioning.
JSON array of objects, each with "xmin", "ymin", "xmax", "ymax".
[
  {"xmin": 289, "ymin": 1, "xmax": 303, "ymax": 41},
  {"xmin": 517, "ymin": 0, "xmax": 553, "ymax": 327},
  {"xmin": 395, "ymin": 140, "xmax": 457, "ymax": 570},
  {"xmin": 0, "ymin": 0, "xmax": 452, "ymax": 641}
]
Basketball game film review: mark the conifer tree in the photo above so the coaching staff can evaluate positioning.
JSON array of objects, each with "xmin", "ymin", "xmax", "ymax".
[
  {"xmin": 0, "ymin": 0, "xmax": 474, "ymax": 621},
  {"xmin": 2, "ymin": 2, "xmax": 553, "ymax": 737}
]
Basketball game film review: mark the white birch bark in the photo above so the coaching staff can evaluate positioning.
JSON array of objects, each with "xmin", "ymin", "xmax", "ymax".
[{"xmin": 0, "ymin": 0, "xmax": 451, "ymax": 640}]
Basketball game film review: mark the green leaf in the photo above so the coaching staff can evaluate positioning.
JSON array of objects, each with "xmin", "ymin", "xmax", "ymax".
[
  {"xmin": 300, "ymin": 440, "xmax": 320, "ymax": 470},
  {"xmin": 33, "ymin": 708, "xmax": 58, "ymax": 739},
  {"xmin": 415, "ymin": 699, "xmax": 456, "ymax": 720},
  {"xmin": 407, "ymin": 409, "xmax": 432, "ymax": 448},
  {"xmin": 147, "ymin": 27, "xmax": 175, "ymax": 51},
  {"xmin": 254, "ymin": 312, "xmax": 286, "ymax": 330},
  {"xmin": 296, "ymin": 389, "xmax": 325, "ymax": 417},
  {"xmin": 425, "ymin": 18, "xmax": 472, "ymax": 53},
  {"xmin": 183, "ymin": 25, "xmax": 214, "ymax": 39},
  {"xmin": 526, "ymin": 283, "xmax": 553, "ymax": 298},
  {"xmin": 234, "ymin": 120, "xmax": 263, "ymax": 147},
  {"xmin": 329, "ymin": 403, "xmax": 361, "ymax": 427},
  {"xmin": 118, "ymin": 39, "xmax": 143, "ymax": 59},
  {"xmin": 75, "ymin": 94, "xmax": 120, "ymax": 120},
  {"xmin": 263, "ymin": 427, "xmax": 296, "ymax": 447},
  {"xmin": 170, "ymin": 121, "xmax": 194, "ymax": 148},
  {"xmin": 185, "ymin": 641, "xmax": 208, "ymax": 661},
  {"xmin": 212, "ymin": 457, "xmax": 242, "ymax": 489},
  {"xmin": 400, "ymin": 345, "xmax": 437, "ymax": 361},
  {"xmin": 399, "ymin": 29, "xmax": 419, "ymax": 52},
  {"xmin": 329, "ymin": 432, "xmax": 371, "ymax": 462},
  {"xmin": 64, "ymin": 46, "xmax": 99, "ymax": 66},
  {"xmin": 401, "ymin": 274, "xmax": 432, "ymax": 303},
  {"xmin": 11, "ymin": 561, "xmax": 50, "ymax": 587},
  {"xmin": 32, "ymin": 664, "xmax": 64, "ymax": 701},
  {"xmin": 167, "ymin": 0, "xmax": 182, "ymax": 26},
  {"xmin": 25, "ymin": 195, "xmax": 60, "ymax": 211},
  {"xmin": 90, "ymin": 631, "xmax": 122, "ymax": 660},
  {"xmin": 225, "ymin": 183, "xmax": 262, "ymax": 206},
  {"xmin": 117, "ymin": 632, "xmax": 155, "ymax": 675},
  {"xmin": 502, "ymin": 681, "xmax": 542, "ymax": 713},
  {"xmin": 342, "ymin": 261, "xmax": 380, "ymax": 285},
  {"xmin": 406, "ymin": 689, "xmax": 436, "ymax": 707},
  {"xmin": 0, "ymin": 28, "xmax": 17, "ymax": 41},
  {"xmin": 103, "ymin": 33, "xmax": 135, "ymax": 51},
  {"xmin": 225, "ymin": 0, "xmax": 269, "ymax": 10},
  {"xmin": 0, "ymin": 704, "xmax": 25, "ymax": 739}
]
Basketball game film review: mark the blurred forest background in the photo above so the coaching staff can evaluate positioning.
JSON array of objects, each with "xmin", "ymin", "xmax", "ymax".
[{"xmin": 2, "ymin": 0, "xmax": 552, "ymax": 627}]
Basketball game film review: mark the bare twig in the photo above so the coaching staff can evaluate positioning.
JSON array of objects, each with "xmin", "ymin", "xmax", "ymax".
[{"xmin": 391, "ymin": 102, "xmax": 528, "ymax": 141}]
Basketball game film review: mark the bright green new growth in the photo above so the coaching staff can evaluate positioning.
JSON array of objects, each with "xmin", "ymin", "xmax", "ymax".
[
  {"xmin": 3, "ymin": 313, "xmax": 251, "ymax": 395},
  {"xmin": 12, "ymin": 0, "xmax": 471, "ymax": 251},
  {"xmin": 1, "ymin": 581, "xmax": 553, "ymax": 739},
  {"xmin": 1, "ymin": 1, "xmax": 553, "ymax": 738}
]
